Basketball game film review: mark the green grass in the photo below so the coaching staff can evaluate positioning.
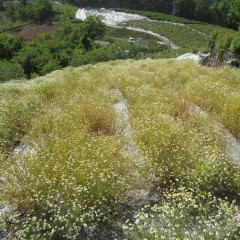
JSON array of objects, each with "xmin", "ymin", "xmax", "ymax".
[
  {"xmin": 187, "ymin": 23, "xmax": 236, "ymax": 36},
  {"xmin": 0, "ymin": 59, "xmax": 240, "ymax": 238},
  {"xmin": 118, "ymin": 8, "xmax": 200, "ymax": 24}
]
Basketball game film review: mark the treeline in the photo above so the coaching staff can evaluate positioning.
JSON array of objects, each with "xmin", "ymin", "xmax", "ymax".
[
  {"xmin": 0, "ymin": 0, "xmax": 54, "ymax": 24},
  {"xmin": 67, "ymin": 0, "xmax": 240, "ymax": 30}
]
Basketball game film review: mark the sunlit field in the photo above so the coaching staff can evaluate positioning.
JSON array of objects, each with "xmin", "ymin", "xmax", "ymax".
[{"xmin": 0, "ymin": 59, "xmax": 240, "ymax": 239}]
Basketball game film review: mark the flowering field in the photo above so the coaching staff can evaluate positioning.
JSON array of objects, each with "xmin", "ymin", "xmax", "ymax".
[{"xmin": 0, "ymin": 59, "xmax": 240, "ymax": 239}]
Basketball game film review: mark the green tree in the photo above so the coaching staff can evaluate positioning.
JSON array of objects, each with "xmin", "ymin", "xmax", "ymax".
[
  {"xmin": 32, "ymin": 0, "xmax": 54, "ymax": 24},
  {"xmin": 0, "ymin": 34, "xmax": 24, "ymax": 60},
  {"xmin": 174, "ymin": 0, "xmax": 195, "ymax": 19},
  {"xmin": 211, "ymin": 0, "xmax": 229, "ymax": 27},
  {"xmin": 230, "ymin": 36, "xmax": 240, "ymax": 56},
  {"xmin": 227, "ymin": 0, "xmax": 240, "ymax": 30},
  {"xmin": 0, "ymin": 61, "xmax": 25, "ymax": 82},
  {"xmin": 20, "ymin": 0, "xmax": 28, "ymax": 6},
  {"xmin": 0, "ymin": 0, "xmax": 4, "ymax": 11},
  {"xmin": 14, "ymin": 45, "xmax": 52, "ymax": 78},
  {"xmin": 84, "ymin": 15, "xmax": 106, "ymax": 40},
  {"xmin": 194, "ymin": 0, "xmax": 214, "ymax": 22}
]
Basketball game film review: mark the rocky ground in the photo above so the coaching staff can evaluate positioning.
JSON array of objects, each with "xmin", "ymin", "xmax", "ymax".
[{"xmin": 203, "ymin": 49, "xmax": 240, "ymax": 68}]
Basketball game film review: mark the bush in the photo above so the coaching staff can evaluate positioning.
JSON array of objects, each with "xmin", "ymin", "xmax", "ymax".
[
  {"xmin": 230, "ymin": 36, "xmax": 240, "ymax": 56},
  {"xmin": 0, "ymin": 33, "xmax": 24, "ymax": 60},
  {"xmin": 32, "ymin": 0, "xmax": 54, "ymax": 24},
  {"xmin": 71, "ymin": 46, "xmax": 116, "ymax": 66},
  {"xmin": 0, "ymin": 61, "xmax": 25, "ymax": 82},
  {"xmin": 216, "ymin": 31, "xmax": 236, "ymax": 50}
]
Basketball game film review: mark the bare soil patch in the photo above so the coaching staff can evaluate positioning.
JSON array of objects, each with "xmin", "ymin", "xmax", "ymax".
[{"xmin": 10, "ymin": 24, "xmax": 59, "ymax": 40}]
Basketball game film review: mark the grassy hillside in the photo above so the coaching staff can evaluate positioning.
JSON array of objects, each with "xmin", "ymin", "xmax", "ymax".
[
  {"xmin": 123, "ymin": 19, "xmax": 237, "ymax": 54},
  {"xmin": 0, "ymin": 59, "xmax": 240, "ymax": 239},
  {"xmin": 117, "ymin": 9, "xmax": 237, "ymax": 57}
]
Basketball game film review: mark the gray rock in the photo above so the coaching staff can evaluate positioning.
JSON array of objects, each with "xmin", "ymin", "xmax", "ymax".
[
  {"xmin": 76, "ymin": 223, "xmax": 124, "ymax": 240},
  {"xmin": 118, "ymin": 188, "xmax": 162, "ymax": 222},
  {"xmin": 227, "ymin": 59, "xmax": 239, "ymax": 67},
  {"xmin": 0, "ymin": 206, "xmax": 15, "ymax": 240},
  {"xmin": 125, "ymin": 189, "xmax": 161, "ymax": 209}
]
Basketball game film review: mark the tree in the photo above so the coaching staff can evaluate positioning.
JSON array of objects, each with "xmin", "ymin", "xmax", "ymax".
[
  {"xmin": 84, "ymin": 15, "xmax": 106, "ymax": 40},
  {"xmin": 0, "ymin": 61, "xmax": 25, "ymax": 82},
  {"xmin": 0, "ymin": 34, "xmax": 24, "ymax": 60},
  {"xmin": 20, "ymin": 0, "xmax": 28, "ymax": 6},
  {"xmin": 194, "ymin": 0, "xmax": 214, "ymax": 22},
  {"xmin": 14, "ymin": 45, "xmax": 52, "ymax": 78},
  {"xmin": 32, "ymin": 0, "xmax": 54, "ymax": 24},
  {"xmin": 0, "ymin": 0, "xmax": 4, "ymax": 11},
  {"xmin": 211, "ymin": 0, "xmax": 229, "ymax": 27},
  {"xmin": 174, "ymin": 0, "xmax": 195, "ymax": 19},
  {"xmin": 227, "ymin": 0, "xmax": 240, "ymax": 30},
  {"xmin": 79, "ymin": 16, "xmax": 106, "ymax": 50}
]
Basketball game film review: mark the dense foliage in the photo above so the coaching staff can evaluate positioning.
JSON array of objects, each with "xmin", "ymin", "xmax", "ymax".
[
  {"xmin": 210, "ymin": 28, "xmax": 240, "ymax": 60},
  {"xmin": 66, "ymin": 0, "xmax": 240, "ymax": 30},
  {"xmin": 0, "ymin": 0, "xmax": 54, "ymax": 25}
]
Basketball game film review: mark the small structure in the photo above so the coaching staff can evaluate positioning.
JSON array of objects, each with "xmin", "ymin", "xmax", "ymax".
[
  {"xmin": 137, "ymin": 38, "xmax": 148, "ymax": 48},
  {"xmin": 128, "ymin": 37, "xmax": 135, "ymax": 44}
]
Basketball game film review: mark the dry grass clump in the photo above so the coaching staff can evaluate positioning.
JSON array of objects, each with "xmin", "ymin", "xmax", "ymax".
[
  {"xmin": 0, "ymin": 59, "xmax": 240, "ymax": 238},
  {"xmin": 120, "ymin": 66, "xmax": 240, "ymax": 195},
  {"xmin": 0, "ymin": 69, "xmax": 132, "ymax": 239},
  {"xmin": 186, "ymin": 67, "xmax": 240, "ymax": 137}
]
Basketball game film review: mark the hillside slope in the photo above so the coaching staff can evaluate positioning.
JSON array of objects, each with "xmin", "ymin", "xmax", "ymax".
[{"xmin": 0, "ymin": 59, "xmax": 240, "ymax": 239}]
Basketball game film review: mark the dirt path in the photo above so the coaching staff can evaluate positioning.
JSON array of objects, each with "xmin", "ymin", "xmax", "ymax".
[
  {"xmin": 112, "ymin": 88, "xmax": 160, "ymax": 213},
  {"xmin": 112, "ymin": 89, "xmax": 145, "ymax": 169},
  {"xmin": 189, "ymin": 104, "xmax": 240, "ymax": 165}
]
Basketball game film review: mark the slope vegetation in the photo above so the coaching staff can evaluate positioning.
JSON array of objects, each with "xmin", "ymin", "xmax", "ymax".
[{"xmin": 0, "ymin": 59, "xmax": 240, "ymax": 239}]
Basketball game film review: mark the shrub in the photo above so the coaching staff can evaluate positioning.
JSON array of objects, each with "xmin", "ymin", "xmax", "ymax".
[
  {"xmin": 215, "ymin": 31, "xmax": 236, "ymax": 50},
  {"xmin": 0, "ymin": 33, "xmax": 24, "ymax": 60},
  {"xmin": 230, "ymin": 36, "xmax": 240, "ymax": 56},
  {"xmin": 0, "ymin": 61, "xmax": 25, "ymax": 82}
]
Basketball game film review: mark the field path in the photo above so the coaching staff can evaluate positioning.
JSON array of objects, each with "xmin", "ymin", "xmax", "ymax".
[
  {"xmin": 112, "ymin": 88, "xmax": 160, "ymax": 211},
  {"xmin": 112, "ymin": 89, "xmax": 145, "ymax": 169},
  {"xmin": 189, "ymin": 104, "xmax": 240, "ymax": 165}
]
